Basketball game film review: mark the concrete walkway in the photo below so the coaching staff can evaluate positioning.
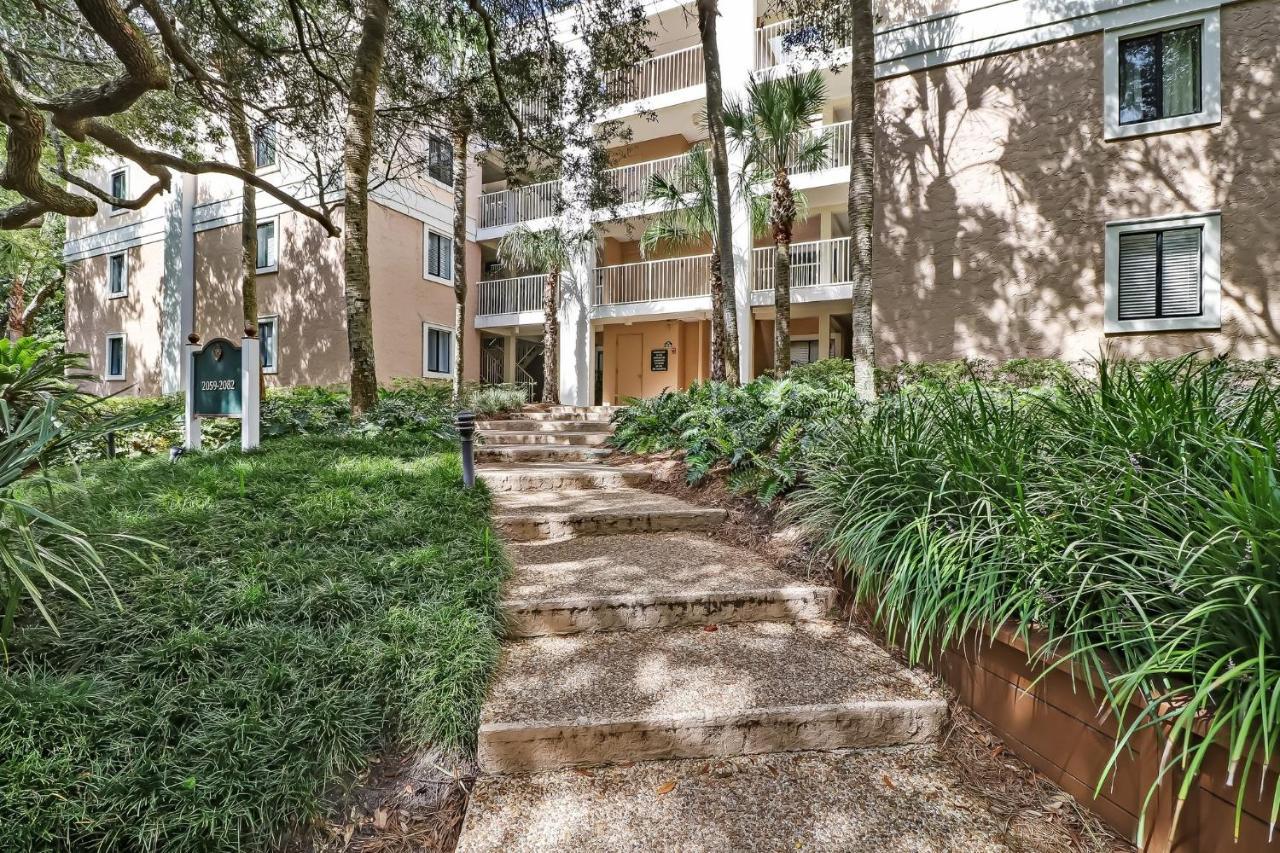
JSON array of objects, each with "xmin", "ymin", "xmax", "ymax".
[{"xmin": 456, "ymin": 407, "xmax": 1019, "ymax": 851}]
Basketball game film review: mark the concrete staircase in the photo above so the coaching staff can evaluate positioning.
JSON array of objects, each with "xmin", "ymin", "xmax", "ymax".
[{"xmin": 458, "ymin": 407, "xmax": 996, "ymax": 851}]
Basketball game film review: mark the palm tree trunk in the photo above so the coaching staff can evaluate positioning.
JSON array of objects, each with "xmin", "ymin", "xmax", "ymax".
[
  {"xmin": 849, "ymin": 0, "xmax": 877, "ymax": 401},
  {"xmin": 771, "ymin": 170, "xmax": 796, "ymax": 376},
  {"xmin": 342, "ymin": 0, "xmax": 389, "ymax": 417},
  {"xmin": 773, "ymin": 239, "xmax": 791, "ymax": 376},
  {"xmin": 696, "ymin": 0, "xmax": 739, "ymax": 384},
  {"xmin": 450, "ymin": 120, "xmax": 470, "ymax": 401},
  {"xmin": 542, "ymin": 269, "xmax": 559, "ymax": 404},
  {"xmin": 707, "ymin": 250, "xmax": 728, "ymax": 381}
]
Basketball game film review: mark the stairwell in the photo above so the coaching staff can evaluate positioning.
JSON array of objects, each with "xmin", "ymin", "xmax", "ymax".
[{"xmin": 455, "ymin": 406, "xmax": 1019, "ymax": 851}]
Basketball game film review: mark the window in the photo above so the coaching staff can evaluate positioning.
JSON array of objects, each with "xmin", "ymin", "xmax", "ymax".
[
  {"xmin": 105, "ymin": 334, "xmax": 126, "ymax": 380},
  {"xmin": 1103, "ymin": 10, "xmax": 1220, "ymax": 140},
  {"xmin": 423, "ymin": 324, "xmax": 454, "ymax": 377},
  {"xmin": 258, "ymin": 316, "xmax": 278, "ymax": 374},
  {"xmin": 427, "ymin": 135, "xmax": 453, "ymax": 185},
  {"xmin": 256, "ymin": 219, "xmax": 278, "ymax": 272},
  {"xmin": 254, "ymin": 122, "xmax": 278, "ymax": 169},
  {"xmin": 1105, "ymin": 212, "xmax": 1221, "ymax": 333},
  {"xmin": 107, "ymin": 252, "xmax": 128, "ymax": 297},
  {"xmin": 425, "ymin": 230, "xmax": 453, "ymax": 281},
  {"xmin": 109, "ymin": 168, "xmax": 128, "ymax": 213},
  {"xmin": 790, "ymin": 340, "xmax": 818, "ymax": 365}
]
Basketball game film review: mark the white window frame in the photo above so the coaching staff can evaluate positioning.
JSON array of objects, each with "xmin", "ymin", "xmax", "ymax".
[
  {"xmin": 104, "ymin": 333, "xmax": 127, "ymax": 380},
  {"xmin": 257, "ymin": 314, "xmax": 279, "ymax": 374},
  {"xmin": 1103, "ymin": 8, "xmax": 1221, "ymax": 141},
  {"xmin": 423, "ymin": 227, "xmax": 454, "ymax": 283},
  {"xmin": 426, "ymin": 134, "xmax": 453, "ymax": 189},
  {"xmin": 256, "ymin": 216, "xmax": 279, "ymax": 273},
  {"xmin": 109, "ymin": 168, "xmax": 129, "ymax": 215},
  {"xmin": 254, "ymin": 121, "xmax": 279, "ymax": 173},
  {"xmin": 107, "ymin": 251, "xmax": 129, "ymax": 298},
  {"xmin": 422, "ymin": 322, "xmax": 455, "ymax": 378},
  {"xmin": 1104, "ymin": 211, "xmax": 1221, "ymax": 334}
]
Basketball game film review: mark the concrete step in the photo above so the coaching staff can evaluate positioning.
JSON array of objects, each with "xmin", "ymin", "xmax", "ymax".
[
  {"xmin": 511, "ymin": 411, "xmax": 613, "ymax": 423},
  {"xmin": 458, "ymin": 746, "xmax": 1012, "ymax": 852},
  {"xmin": 475, "ymin": 445, "xmax": 612, "ymax": 464},
  {"xmin": 476, "ymin": 621, "xmax": 946, "ymax": 773},
  {"xmin": 503, "ymin": 532, "xmax": 833, "ymax": 636},
  {"xmin": 479, "ymin": 462, "xmax": 652, "ymax": 492},
  {"xmin": 480, "ymin": 431, "xmax": 612, "ymax": 447},
  {"xmin": 476, "ymin": 419, "xmax": 614, "ymax": 433},
  {"xmin": 493, "ymin": 488, "xmax": 726, "ymax": 542}
]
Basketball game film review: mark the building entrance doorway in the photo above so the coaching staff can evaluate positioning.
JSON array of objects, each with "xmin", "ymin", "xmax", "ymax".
[{"xmin": 614, "ymin": 333, "xmax": 644, "ymax": 402}]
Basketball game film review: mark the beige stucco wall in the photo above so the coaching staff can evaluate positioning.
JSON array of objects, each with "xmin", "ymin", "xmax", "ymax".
[
  {"xmin": 65, "ymin": 241, "xmax": 169, "ymax": 396},
  {"xmin": 601, "ymin": 319, "xmax": 703, "ymax": 404},
  {"xmin": 194, "ymin": 208, "xmax": 351, "ymax": 388},
  {"xmin": 607, "ymin": 134, "xmax": 696, "ymax": 168},
  {"xmin": 873, "ymin": 0, "xmax": 1280, "ymax": 363}
]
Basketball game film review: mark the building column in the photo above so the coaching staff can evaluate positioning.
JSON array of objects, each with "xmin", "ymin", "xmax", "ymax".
[
  {"xmin": 817, "ymin": 312, "xmax": 831, "ymax": 361},
  {"xmin": 504, "ymin": 331, "xmax": 518, "ymax": 384},
  {"xmin": 721, "ymin": 3, "xmax": 756, "ymax": 383}
]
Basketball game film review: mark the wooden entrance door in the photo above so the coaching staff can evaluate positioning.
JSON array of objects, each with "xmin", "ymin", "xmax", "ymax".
[{"xmin": 614, "ymin": 333, "xmax": 644, "ymax": 403}]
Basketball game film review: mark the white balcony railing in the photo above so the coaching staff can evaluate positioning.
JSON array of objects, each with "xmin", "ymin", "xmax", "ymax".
[
  {"xmin": 607, "ymin": 44, "xmax": 705, "ymax": 104},
  {"xmin": 478, "ymin": 274, "xmax": 545, "ymax": 316},
  {"xmin": 480, "ymin": 180, "xmax": 560, "ymax": 229},
  {"xmin": 795, "ymin": 120, "xmax": 852, "ymax": 173},
  {"xmin": 603, "ymin": 151, "xmax": 694, "ymax": 205},
  {"xmin": 753, "ymin": 237, "xmax": 850, "ymax": 291},
  {"xmin": 594, "ymin": 254, "xmax": 711, "ymax": 306},
  {"xmin": 756, "ymin": 19, "xmax": 841, "ymax": 70}
]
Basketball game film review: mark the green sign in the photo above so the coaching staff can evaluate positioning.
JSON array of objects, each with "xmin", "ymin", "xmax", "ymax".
[{"xmin": 193, "ymin": 338, "xmax": 243, "ymax": 417}]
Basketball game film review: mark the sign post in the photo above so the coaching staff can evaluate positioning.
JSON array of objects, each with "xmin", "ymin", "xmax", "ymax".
[{"xmin": 184, "ymin": 333, "xmax": 260, "ymax": 452}]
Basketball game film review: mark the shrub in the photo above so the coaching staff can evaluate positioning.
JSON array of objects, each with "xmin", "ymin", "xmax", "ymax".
[
  {"xmin": 464, "ymin": 382, "xmax": 529, "ymax": 416},
  {"xmin": 788, "ymin": 356, "xmax": 1280, "ymax": 837}
]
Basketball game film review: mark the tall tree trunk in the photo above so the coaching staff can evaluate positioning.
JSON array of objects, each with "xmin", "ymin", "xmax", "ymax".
[
  {"xmin": 6, "ymin": 271, "xmax": 25, "ymax": 341},
  {"xmin": 227, "ymin": 96, "xmax": 263, "ymax": 395},
  {"xmin": 771, "ymin": 170, "xmax": 796, "ymax": 376},
  {"xmin": 450, "ymin": 121, "xmax": 470, "ymax": 401},
  {"xmin": 542, "ymin": 269, "xmax": 559, "ymax": 404},
  {"xmin": 696, "ymin": 0, "xmax": 739, "ymax": 384},
  {"xmin": 707, "ymin": 250, "xmax": 727, "ymax": 381},
  {"xmin": 849, "ymin": 0, "xmax": 877, "ymax": 401},
  {"xmin": 342, "ymin": 0, "xmax": 390, "ymax": 416}
]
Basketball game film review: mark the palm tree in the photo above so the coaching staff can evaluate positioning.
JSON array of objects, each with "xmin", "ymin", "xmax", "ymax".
[
  {"xmin": 724, "ymin": 70, "xmax": 829, "ymax": 376},
  {"xmin": 496, "ymin": 224, "xmax": 589, "ymax": 404},
  {"xmin": 694, "ymin": 0, "xmax": 741, "ymax": 383},
  {"xmin": 849, "ymin": 0, "xmax": 877, "ymax": 401},
  {"xmin": 641, "ymin": 146, "xmax": 766, "ymax": 382}
]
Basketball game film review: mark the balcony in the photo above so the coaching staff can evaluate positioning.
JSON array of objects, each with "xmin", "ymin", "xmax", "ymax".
[
  {"xmin": 798, "ymin": 121, "xmax": 852, "ymax": 174},
  {"xmin": 753, "ymin": 236, "xmax": 851, "ymax": 301},
  {"xmin": 756, "ymin": 19, "xmax": 844, "ymax": 71},
  {"xmin": 594, "ymin": 254, "xmax": 711, "ymax": 309},
  {"xmin": 479, "ymin": 180, "xmax": 560, "ymax": 230},
  {"xmin": 606, "ymin": 44, "xmax": 705, "ymax": 108},
  {"xmin": 602, "ymin": 150, "xmax": 695, "ymax": 207},
  {"xmin": 477, "ymin": 274, "xmax": 544, "ymax": 320}
]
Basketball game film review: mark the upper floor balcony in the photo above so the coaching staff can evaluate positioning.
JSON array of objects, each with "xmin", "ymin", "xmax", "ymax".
[
  {"xmin": 604, "ymin": 43, "xmax": 705, "ymax": 115},
  {"xmin": 480, "ymin": 180, "xmax": 561, "ymax": 230},
  {"xmin": 476, "ymin": 273, "xmax": 546, "ymax": 326},
  {"xmin": 593, "ymin": 254, "xmax": 711, "ymax": 315},
  {"xmin": 755, "ymin": 19, "xmax": 846, "ymax": 71},
  {"xmin": 752, "ymin": 236, "xmax": 852, "ymax": 304}
]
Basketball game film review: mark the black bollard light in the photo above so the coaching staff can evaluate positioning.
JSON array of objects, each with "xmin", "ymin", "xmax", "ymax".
[
  {"xmin": 105, "ymin": 430, "xmax": 117, "ymax": 459},
  {"xmin": 456, "ymin": 410, "xmax": 476, "ymax": 488}
]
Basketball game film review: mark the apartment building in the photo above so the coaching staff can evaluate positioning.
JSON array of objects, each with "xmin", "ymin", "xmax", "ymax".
[{"xmin": 65, "ymin": 0, "xmax": 1280, "ymax": 402}]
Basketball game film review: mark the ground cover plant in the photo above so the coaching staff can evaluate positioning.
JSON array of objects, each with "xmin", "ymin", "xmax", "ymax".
[
  {"xmin": 76, "ymin": 380, "xmax": 528, "ymax": 459},
  {"xmin": 0, "ymin": 433, "xmax": 508, "ymax": 851},
  {"xmin": 613, "ymin": 354, "xmax": 1280, "ymax": 839}
]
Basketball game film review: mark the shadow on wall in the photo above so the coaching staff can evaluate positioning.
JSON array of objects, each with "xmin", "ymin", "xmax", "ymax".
[
  {"xmin": 195, "ymin": 210, "xmax": 347, "ymax": 389},
  {"xmin": 873, "ymin": 2, "xmax": 1279, "ymax": 363}
]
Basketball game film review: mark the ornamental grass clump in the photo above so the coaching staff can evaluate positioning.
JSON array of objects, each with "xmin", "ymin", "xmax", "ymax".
[{"xmin": 789, "ymin": 356, "xmax": 1280, "ymax": 840}]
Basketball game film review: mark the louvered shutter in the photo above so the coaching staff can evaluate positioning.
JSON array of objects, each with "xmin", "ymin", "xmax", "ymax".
[
  {"xmin": 1159, "ymin": 227, "xmax": 1202, "ymax": 316},
  {"xmin": 427, "ymin": 233, "xmax": 440, "ymax": 277},
  {"xmin": 1117, "ymin": 231, "xmax": 1158, "ymax": 320},
  {"xmin": 440, "ymin": 236, "xmax": 453, "ymax": 280}
]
